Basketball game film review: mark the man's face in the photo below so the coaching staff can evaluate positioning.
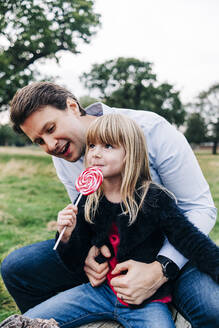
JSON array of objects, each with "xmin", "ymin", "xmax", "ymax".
[{"xmin": 20, "ymin": 101, "xmax": 86, "ymax": 162}]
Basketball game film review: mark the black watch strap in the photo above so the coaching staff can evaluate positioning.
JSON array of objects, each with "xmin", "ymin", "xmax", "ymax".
[{"xmin": 156, "ymin": 255, "xmax": 180, "ymax": 280}]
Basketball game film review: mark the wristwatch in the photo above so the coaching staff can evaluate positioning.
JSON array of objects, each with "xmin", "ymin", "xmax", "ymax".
[{"xmin": 156, "ymin": 255, "xmax": 180, "ymax": 280}]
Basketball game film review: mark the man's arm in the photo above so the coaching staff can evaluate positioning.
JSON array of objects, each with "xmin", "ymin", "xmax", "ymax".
[{"xmin": 148, "ymin": 118, "xmax": 217, "ymax": 268}]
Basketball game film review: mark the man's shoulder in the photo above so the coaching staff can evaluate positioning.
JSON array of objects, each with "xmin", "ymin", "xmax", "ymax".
[
  {"xmin": 52, "ymin": 156, "xmax": 83, "ymax": 178},
  {"xmin": 115, "ymin": 108, "xmax": 164, "ymax": 127},
  {"xmin": 86, "ymin": 101, "xmax": 167, "ymax": 123},
  {"xmin": 93, "ymin": 102, "xmax": 167, "ymax": 132}
]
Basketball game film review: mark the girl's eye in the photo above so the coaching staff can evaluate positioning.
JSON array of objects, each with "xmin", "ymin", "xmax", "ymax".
[
  {"xmin": 89, "ymin": 144, "xmax": 95, "ymax": 149},
  {"xmin": 105, "ymin": 144, "xmax": 113, "ymax": 149}
]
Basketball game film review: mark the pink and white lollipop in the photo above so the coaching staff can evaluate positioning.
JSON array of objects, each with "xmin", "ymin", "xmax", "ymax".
[
  {"xmin": 75, "ymin": 166, "xmax": 103, "ymax": 195},
  {"xmin": 53, "ymin": 167, "xmax": 103, "ymax": 250}
]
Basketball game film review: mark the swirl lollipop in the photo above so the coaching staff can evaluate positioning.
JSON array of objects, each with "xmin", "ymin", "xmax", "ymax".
[
  {"xmin": 53, "ymin": 167, "xmax": 103, "ymax": 250},
  {"xmin": 75, "ymin": 166, "xmax": 103, "ymax": 195}
]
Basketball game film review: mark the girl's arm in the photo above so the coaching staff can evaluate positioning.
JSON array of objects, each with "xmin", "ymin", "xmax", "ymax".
[
  {"xmin": 55, "ymin": 198, "xmax": 93, "ymax": 272},
  {"xmin": 158, "ymin": 191, "xmax": 219, "ymax": 281}
]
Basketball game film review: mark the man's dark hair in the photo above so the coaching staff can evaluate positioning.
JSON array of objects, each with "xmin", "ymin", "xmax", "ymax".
[{"xmin": 10, "ymin": 82, "xmax": 86, "ymax": 134}]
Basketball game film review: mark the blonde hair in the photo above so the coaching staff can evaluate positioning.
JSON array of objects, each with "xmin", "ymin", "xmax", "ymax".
[{"xmin": 84, "ymin": 114, "xmax": 152, "ymax": 224}]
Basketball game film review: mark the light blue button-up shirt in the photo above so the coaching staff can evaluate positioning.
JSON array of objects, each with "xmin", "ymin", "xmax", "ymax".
[{"xmin": 53, "ymin": 103, "xmax": 217, "ymax": 269}]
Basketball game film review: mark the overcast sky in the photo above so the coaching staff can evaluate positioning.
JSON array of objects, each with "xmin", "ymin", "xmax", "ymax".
[{"xmin": 36, "ymin": 0, "xmax": 219, "ymax": 105}]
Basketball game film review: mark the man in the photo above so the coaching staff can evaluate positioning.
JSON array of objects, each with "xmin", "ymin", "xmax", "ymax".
[{"xmin": 1, "ymin": 82, "xmax": 218, "ymax": 327}]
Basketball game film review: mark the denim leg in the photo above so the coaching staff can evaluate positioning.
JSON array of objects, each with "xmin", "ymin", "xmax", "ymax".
[
  {"xmin": 24, "ymin": 283, "xmax": 175, "ymax": 328},
  {"xmin": 24, "ymin": 283, "xmax": 118, "ymax": 328},
  {"xmin": 173, "ymin": 263, "xmax": 219, "ymax": 328},
  {"xmin": 1, "ymin": 239, "xmax": 87, "ymax": 313},
  {"xmin": 116, "ymin": 302, "xmax": 175, "ymax": 328}
]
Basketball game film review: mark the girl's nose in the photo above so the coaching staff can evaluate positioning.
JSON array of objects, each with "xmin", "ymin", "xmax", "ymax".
[
  {"xmin": 94, "ymin": 151, "xmax": 101, "ymax": 158},
  {"xmin": 93, "ymin": 146, "xmax": 102, "ymax": 158}
]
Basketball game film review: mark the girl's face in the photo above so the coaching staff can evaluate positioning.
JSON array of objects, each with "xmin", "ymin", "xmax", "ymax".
[{"xmin": 86, "ymin": 141, "xmax": 126, "ymax": 180}]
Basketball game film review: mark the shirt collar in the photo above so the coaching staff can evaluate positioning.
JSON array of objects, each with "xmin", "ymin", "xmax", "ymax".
[{"xmin": 85, "ymin": 102, "xmax": 115, "ymax": 116}]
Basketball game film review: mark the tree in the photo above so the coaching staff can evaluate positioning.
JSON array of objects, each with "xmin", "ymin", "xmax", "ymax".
[
  {"xmin": 0, "ymin": 124, "xmax": 30, "ymax": 146},
  {"xmin": 190, "ymin": 84, "xmax": 219, "ymax": 154},
  {"xmin": 81, "ymin": 57, "xmax": 185, "ymax": 127},
  {"xmin": 185, "ymin": 113, "xmax": 207, "ymax": 145},
  {"xmin": 79, "ymin": 95, "xmax": 99, "ymax": 108},
  {"xmin": 0, "ymin": 0, "xmax": 100, "ymax": 110}
]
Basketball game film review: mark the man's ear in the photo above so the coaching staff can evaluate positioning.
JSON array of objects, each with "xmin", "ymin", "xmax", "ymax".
[{"xmin": 66, "ymin": 97, "xmax": 80, "ymax": 114}]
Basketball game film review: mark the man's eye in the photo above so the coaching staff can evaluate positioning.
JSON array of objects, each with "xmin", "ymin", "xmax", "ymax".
[
  {"xmin": 48, "ymin": 126, "xmax": 54, "ymax": 133},
  {"xmin": 35, "ymin": 139, "xmax": 44, "ymax": 145}
]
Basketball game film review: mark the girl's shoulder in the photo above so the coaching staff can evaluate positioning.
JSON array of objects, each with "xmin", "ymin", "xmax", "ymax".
[{"xmin": 144, "ymin": 182, "xmax": 177, "ymax": 208}]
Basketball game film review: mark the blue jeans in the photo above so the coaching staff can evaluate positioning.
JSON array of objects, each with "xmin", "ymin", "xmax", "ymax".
[
  {"xmin": 1, "ymin": 239, "xmax": 219, "ymax": 327},
  {"xmin": 24, "ymin": 282, "xmax": 175, "ymax": 328},
  {"xmin": 0, "ymin": 240, "xmax": 87, "ymax": 312}
]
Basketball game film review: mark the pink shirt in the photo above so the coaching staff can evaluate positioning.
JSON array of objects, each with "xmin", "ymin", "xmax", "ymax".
[{"xmin": 106, "ymin": 223, "xmax": 172, "ymax": 306}]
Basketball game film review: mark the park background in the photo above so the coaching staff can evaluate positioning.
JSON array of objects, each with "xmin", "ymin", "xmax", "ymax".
[{"xmin": 0, "ymin": 0, "xmax": 218, "ymax": 321}]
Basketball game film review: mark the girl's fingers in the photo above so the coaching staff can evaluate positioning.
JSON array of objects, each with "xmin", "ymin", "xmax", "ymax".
[
  {"xmin": 58, "ymin": 214, "xmax": 74, "ymax": 222},
  {"xmin": 57, "ymin": 204, "xmax": 77, "ymax": 240},
  {"xmin": 65, "ymin": 204, "xmax": 78, "ymax": 214},
  {"xmin": 58, "ymin": 219, "xmax": 73, "ymax": 227},
  {"xmin": 58, "ymin": 214, "xmax": 75, "ymax": 221},
  {"xmin": 84, "ymin": 264, "xmax": 109, "ymax": 280},
  {"xmin": 60, "ymin": 209, "xmax": 75, "ymax": 216}
]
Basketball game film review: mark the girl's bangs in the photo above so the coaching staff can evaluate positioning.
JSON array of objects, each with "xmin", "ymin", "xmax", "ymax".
[{"xmin": 86, "ymin": 118, "xmax": 122, "ymax": 146}]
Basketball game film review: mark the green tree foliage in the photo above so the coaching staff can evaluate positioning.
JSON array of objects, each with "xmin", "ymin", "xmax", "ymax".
[
  {"xmin": 185, "ymin": 113, "xmax": 207, "ymax": 145},
  {"xmin": 79, "ymin": 95, "xmax": 99, "ymax": 108},
  {"xmin": 81, "ymin": 57, "xmax": 185, "ymax": 127},
  {"xmin": 0, "ymin": 0, "xmax": 100, "ymax": 110},
  {"xmin": 0, "ymin": 124, "xmax": 31, "ymax": 146},
  {"xmin": 190, "ymin": 83, "xmax": 219, "ymax": 154}
]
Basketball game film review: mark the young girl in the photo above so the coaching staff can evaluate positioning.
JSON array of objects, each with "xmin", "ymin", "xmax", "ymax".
[{"xmin": 23, "ymin": 114, "xmax": 219, "ymax": 328}]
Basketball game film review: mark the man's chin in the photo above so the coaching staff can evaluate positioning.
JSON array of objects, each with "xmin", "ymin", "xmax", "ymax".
[
  {"xmin": 65, "ymin": 149, "xmax": 85, "ymax": 163},
  {"xmin": 53, "ymin": 146, "xmax": 85, "ymax": 162}
]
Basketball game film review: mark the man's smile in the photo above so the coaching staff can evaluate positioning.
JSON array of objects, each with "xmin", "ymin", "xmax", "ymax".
[{"xmin": 55, "ymin": 142, "xmax": 71, "ymax": 156}]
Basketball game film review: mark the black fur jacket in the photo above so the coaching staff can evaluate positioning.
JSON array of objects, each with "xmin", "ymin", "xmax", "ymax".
[{"xmin": 56, "ymin": 184, "xmax": 219, "ymax": 304}]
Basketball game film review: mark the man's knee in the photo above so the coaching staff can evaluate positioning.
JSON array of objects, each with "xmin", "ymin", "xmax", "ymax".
[
  {"xmin": 173, "ymin": 264, "xmax": 219, "ymax": 326},
  {"xmin": 1, "ymin": 249, "xmax": 22, "ymax": 284}
]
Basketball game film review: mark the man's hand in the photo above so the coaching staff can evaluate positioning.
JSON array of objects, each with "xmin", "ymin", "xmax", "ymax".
[
  {"xmin": 110, "ymin": 260, "xmax": 168, "ymax": 305},
  {"xmin": 84, "ymin": 245, "xmax": 111, "ymax": 287}
]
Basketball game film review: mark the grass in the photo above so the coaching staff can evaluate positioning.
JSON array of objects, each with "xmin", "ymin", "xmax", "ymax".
[
  {"xmin": 194, "ymin": 150, "xmax": 219, "ymax": 241},
  {"xmin": 0, "ymin": 146, "xmax": 218, "ymax": 321},
  {"xmin": 0, "ymin": 147, "xmax": 69, "ymax": 321}
]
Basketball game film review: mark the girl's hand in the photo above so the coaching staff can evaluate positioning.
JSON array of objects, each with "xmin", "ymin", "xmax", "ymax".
[
  {"xmin": 57, "ymin": 204, "xmax": 77, "ymax": 243},
  {"xmin": 84, "ymin": 245, "xmax": 111, "ymax": 287}
]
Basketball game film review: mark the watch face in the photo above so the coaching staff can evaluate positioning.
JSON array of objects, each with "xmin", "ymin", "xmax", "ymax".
[
  {"xmin": 166, "ymin": 262, "xmax": 178, "ymax": 278},
  {"xmin": 157, "ymin": 256, "xmax": 179, "ymax": 279}
]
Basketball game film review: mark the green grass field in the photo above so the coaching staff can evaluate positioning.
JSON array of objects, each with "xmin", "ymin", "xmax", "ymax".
[{"xmin": 0, "ymin": 146, "xmax": 218, "ymax": 321}]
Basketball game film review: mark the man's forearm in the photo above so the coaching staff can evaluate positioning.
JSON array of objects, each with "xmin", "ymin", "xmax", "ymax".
[{"xmin": 158, "ymin": 207, "xmax": 217, "ymax": 269}]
